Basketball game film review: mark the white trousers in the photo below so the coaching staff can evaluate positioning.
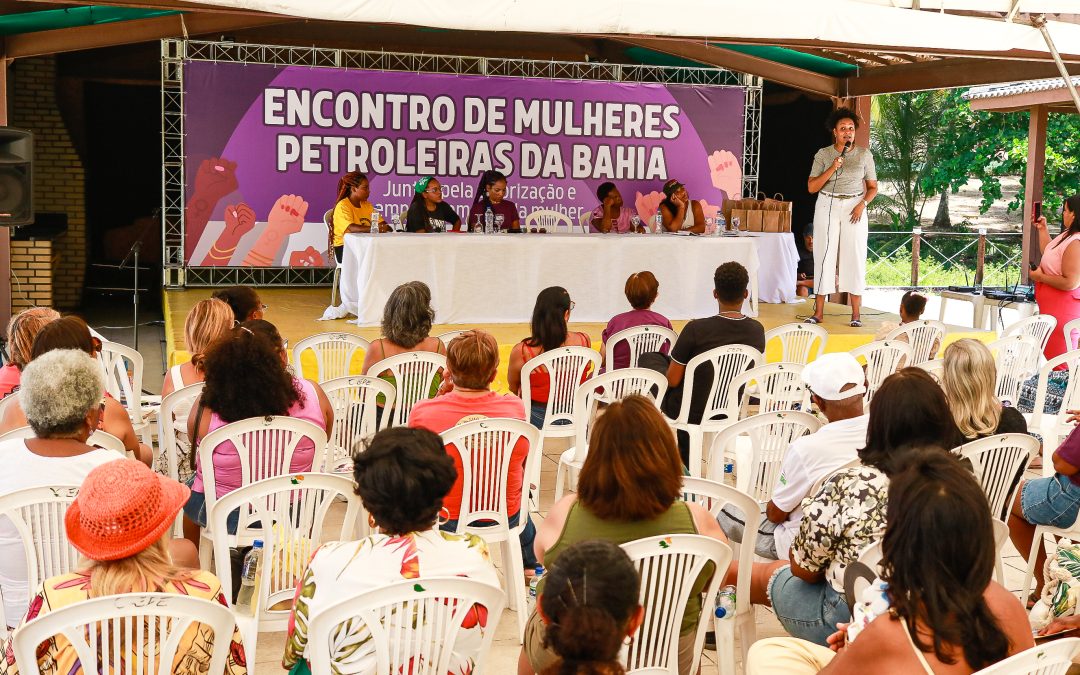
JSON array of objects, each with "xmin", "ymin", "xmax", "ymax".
[{"xmin": 813, "ymin": 193, "xmax": 868, "ymax": 296}]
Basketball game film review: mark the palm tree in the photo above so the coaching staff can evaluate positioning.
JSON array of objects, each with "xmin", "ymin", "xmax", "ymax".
[{"xmin": 870, "ymin": 92, "xmax": 946, "ymax": 230}]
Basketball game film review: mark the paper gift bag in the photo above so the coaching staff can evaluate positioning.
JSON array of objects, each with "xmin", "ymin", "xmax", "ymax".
[
  {"xmin": 722, "ymin": 198, "xmax": 739, "ymax": 222},
  {"xmin": 762, "ymin": 210, "xmax": 782, "ymax": 232},
  {"xmin": 779, "ymin": 211, "xmax": 793, "ymax": 232},
  {"xmin": 746, "ymin": 209, "xmax": 764, "ymax": 232},
  {"xmin": 762, "ymin": 193, "xmax": 793, "ymax": 212}
]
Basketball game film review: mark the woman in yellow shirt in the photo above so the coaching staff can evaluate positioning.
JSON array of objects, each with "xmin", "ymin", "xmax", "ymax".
[{"xmin": 332, "ymin": 171, "xmax": 389, "ymax": 262}]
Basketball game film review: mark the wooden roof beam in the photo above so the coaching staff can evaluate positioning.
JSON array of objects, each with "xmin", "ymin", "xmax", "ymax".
[{"xmin": 843, "ymin": 56, "xmax": 1080, "ymax": 95}]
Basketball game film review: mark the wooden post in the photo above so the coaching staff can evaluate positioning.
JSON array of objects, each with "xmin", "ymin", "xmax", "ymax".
[
  {"xmin": 911, "ymin": 227, "xmax": 921, "ymax": 287},
  {"xmin": 0, "ymin": 54, "xmax": 10, "ymax": 330},
  {"xmin": 1022, "ymin": 104, "xmax": 1048, "ymax": 283},
  {"xmin": 976, "ymin": 228, "xmax": 986, "ymax": 286}
]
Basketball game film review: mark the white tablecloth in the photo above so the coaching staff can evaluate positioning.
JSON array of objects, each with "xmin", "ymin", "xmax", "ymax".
[
  {"xmin": 752, "ymin": 232, "xmax": 801, "ymax": 304},
  {"xmin": 336, "ymin": 233, "xmax": 763, "ymax": 326}
]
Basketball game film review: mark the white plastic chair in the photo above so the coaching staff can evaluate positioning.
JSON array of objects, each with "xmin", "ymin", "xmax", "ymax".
[
  {"xmin": 520, "ymin": 345, "xmax": 601, "ymax": 444},
  {"xmin": 208, "ymin": 472, "xmax": 363, "ymax": 660},
  {"xmin": 1026, "ymin": 349, "xmax": 1080, "ymax": 450},
  {"xmin": 321, "ymin": 375, "xmax": 396, "ymax": 473},
  {"xmin": 523, "ymin": 208, "xmax": 574, "ymax": 233},
  {"xmin": 441, "ymin": 418, "xmax": 541, "ymax": 642},
  {"xmin": 705, "ymin": 411, "xmax": 822, "ymax": 503},
  {"xmin": 917, "ymin": 357, "xmax": 945, "ymax": 383},
  {"xmin": 578, "ymin": 211, "xmax": 592, "ymax": 233},
  {"xmin": 971, "ymin": 637, "xmax": 1080, "ymax": 674},
  {"xmin": 851, "ymin": 340, "xmax": 913, "ymax": 404},
  {"xmin": 0, "ymin": 485, "xmax": 81, "ymax": 634},
  {"xmin": 553, "ymin": 368, "xmax": 669, "ymax": 501},
  {"xmin": 884, "ymin": 319, "xmax": 947, "ymax": 365},
  {"xmin": 156, "ymin": 381, "xmax": 204, "ymax": 483},
  {"xmin": 730, "ymin": 362, "xmax": 808, "ymax": 417},
  {"xmin": 324, "ymin": 208, "xmax": 341, "ymax": 306},
  {"xmin": 0, "ymin": 394, "xmax": 17, "ymax": 421},
  {"xmin": 306, "ymin": 577, "xmax": 506, "ymax": 675},
  {"xmin": 858, "ymin": 518, "xmax": 1010, "ymax": 585},
  {"xmin": 988, "ymin": 335, "xmax": 1043, "ymax": 407},
  {"xmin": 677, "ymin": 478, "xmax": 760, "ymax": 675},
  {"xmin": 620, "ymin": 534, "xmax": 733, "ymax": 675},
  {"xmin": 196, "ymin": 416, "xmax": 328, "ymax": 568},
  {"xmin": 367, "ymin": 351, "xmax": 447, "ymax": 427},
  {"xmin": 98, "ymin": 340, "xmax": 155, "ymax": 446},
  {"xmin": 954, "ymin": 433, "xmax": 1039, "ymax": 522},
  {"xmin": 1064, "ymin": 318, "xmax": 1080, "ymax": 353},
  {"xmin": 437, "ymin": 329, "xmax": 470, "ymax": 349},
  {"xmin": 669, "ymin": 345, "xmax": 762, "ymax": 477},
  {"xmin": 1001, "ymin": 313, "xmax": 1058, "ymax": 353},
  {"xmin": 763, "ymin": 323, "xmax": 828, "ymax": 365},
  {"xmin": 0, "ymin": 426, "xmax": 126, "ymax": 455},
  {"xmin": 603, "ymin": 325, "xmax": 678, "ymax": 370},
  {"xmin": 11, "ymin": 593, "xmax": 237, "ymax": 675},
  {"xmin": 1021, "ymin": 507, "xmax": 1080, "ymax": 604},
  {"xmin": 291, "ymin": 332, "xmax": 370, "ymax": 383}
]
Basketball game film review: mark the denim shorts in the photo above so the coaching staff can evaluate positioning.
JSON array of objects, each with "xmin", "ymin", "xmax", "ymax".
[
  {"xmin": 768, "ymin": 565, "xmax": 851, "ymax": 646},
  {"xmin": 182, "ymin": 476, "xmax": 240, "ymax": 534},
  {"xmin": 1021, "ymin": 473, "xmax": 1080, "ymax": 529}
]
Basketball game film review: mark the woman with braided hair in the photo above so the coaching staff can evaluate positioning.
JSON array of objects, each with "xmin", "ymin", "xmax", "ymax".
[{"xmin": 331, "ymin": 171, "xmax": 388, "ymax": 263}]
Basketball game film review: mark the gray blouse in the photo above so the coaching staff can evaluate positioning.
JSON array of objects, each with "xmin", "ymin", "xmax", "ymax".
[{"xmin": 810, "ymin": 145, "xmax": 877, "ymax": 196}]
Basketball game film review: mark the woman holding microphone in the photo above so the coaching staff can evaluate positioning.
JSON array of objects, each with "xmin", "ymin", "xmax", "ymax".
[{"xmin": 805, "ymin": 107, "xmax": 878, "ymax": 327}]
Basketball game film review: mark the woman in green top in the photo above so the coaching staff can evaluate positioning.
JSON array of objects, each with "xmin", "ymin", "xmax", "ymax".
[{"xmin": 518, "ymin": 395, "xmax": 726, "ymax": 675}]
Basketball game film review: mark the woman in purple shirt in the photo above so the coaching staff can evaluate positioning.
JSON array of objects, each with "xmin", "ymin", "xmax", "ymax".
[
  {"xmin": 600, "ymin": 271, "xmax": 674, "ymax": 371},
  {"xmin": 466, "ymin": 170, "xmax": 520, "ymax": 231}
]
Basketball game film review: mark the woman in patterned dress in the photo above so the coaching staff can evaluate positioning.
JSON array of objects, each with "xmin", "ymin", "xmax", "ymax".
[{"xmin": 283, "ymin": 427, "xmax": 500, "ymax": 674}]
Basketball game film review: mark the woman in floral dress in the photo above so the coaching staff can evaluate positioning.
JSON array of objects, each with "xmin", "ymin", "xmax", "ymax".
[{"xmin": 283, "ymin": 427, "xmax": 500, "ymax": 674}]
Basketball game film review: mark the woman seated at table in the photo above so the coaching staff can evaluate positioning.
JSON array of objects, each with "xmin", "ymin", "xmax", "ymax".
[
  {"xmin": 508, "ymin": 286, "xmax": 591, "ymax": 428},
  {"xmin": 361, "ymin": 281, "xmax": 446, "ymax": 378},
  {"xmin": 332, "ymin": 170, "xmax": 389, "ymax": 262},
  {"xmin": 405, "ymin": 176, "xmax": 461, "ymax": 233},
  {"xmin": 600, "ymin": 271, "xmax": 673, "ymax": 372},
  {"xmin": 589, "ymin": 182, "xmax": 636, "ymax": 234},
  {"xmin": 659, "ymin": 179, "xmax": 706, "ymax": 234},
  {"xmin": 467, "ymin": 170, "xmax": 519, "ymax": 231}
]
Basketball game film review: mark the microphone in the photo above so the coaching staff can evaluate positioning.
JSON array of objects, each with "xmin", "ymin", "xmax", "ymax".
[{"xmin": 840, "ymin": 140, "xmax": 852, "ymax": 157}]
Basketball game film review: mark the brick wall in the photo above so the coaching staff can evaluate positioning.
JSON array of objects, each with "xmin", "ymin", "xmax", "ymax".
[
  {"xmin": 9, "ymin": 239, "xmax": 53, "ymax": 310},
  {"xmin": 9, "ymin": 56, "xmax": 86, "ymax": 309}
]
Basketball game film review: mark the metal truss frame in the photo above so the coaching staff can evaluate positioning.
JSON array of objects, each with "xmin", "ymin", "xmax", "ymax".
[{"xmin": 162, "ymin": 38, "xmax": 762, "ymax": 288}]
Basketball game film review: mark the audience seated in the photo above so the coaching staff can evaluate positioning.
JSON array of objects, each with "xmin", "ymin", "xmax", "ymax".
[
  {"xmin": 282, "ymin": 427, "xmax": 499, "ymax": 674},
  {"xmin": 408, "ymin": 330, "xmax": 537, "ymax": 570},
  {"xmin": 874, "ymin": 290, "xmax": 929, "ymax": 340},
  {"xmin": 360, "ymin": 281, "xmax": 446, "ymax": 380},
  {"xmin": 161, "ymin": 297, "xmax": 234, "ymax": 399},
  {"xmin": 0, "ymin": 307, "xmax": 59, "ymax": 398},
  {"xmin": 739, "ymin": 369, "xmax": 962, "ymax": 646},
  {"xmin": 795, "ymin": 226, "xmax": 814, "ymax": 299},
  {"xmin": 520, "ymin": 395, "xmax": 725, "ymax": 675},
  {"xmin": 0, "ymin": 458, "xmax": 237, "ymax": 675},
  {"xmin": 537, "ymin": 540, "xmax": 643, "ymax": 675},
  {"xmin": 718, "ymin": 353, "xmax": 868, "ymax": 561},
  {"xmin": 184, "ymin": 321, "xmax": 333, "ymax": 542},
  {"xmin": 653, "ymin": 262, "xmax": 766, "ymax": 465},
  {"xmin": 747, "ymin": 450, "xmax": 1033, "ymax": 673},
  {"xmin": 0, "ymin": 316, "xmax": 152, "ymax": 466},
  {"xmin": 508, "ymin": 286, "xmax": 592, "ymax": 428},
  {"xmin": 599, "ymin": 271, "xmax": 673, "ymax": 372},
  {"xmin": 211, "ymin": 285, "xmax": 265, "ymax": 324},
  {"xmin": 943, "ymin": 338, "xmax": 1028, "ymax": 440}
]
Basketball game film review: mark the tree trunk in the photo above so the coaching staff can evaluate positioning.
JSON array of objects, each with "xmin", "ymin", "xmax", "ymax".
[{"xmin": 933, "ymin": 190, "xmax": 951, "ymax": 228}]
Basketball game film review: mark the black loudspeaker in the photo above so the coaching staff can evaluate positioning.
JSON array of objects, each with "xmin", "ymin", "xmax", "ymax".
[{"xmin": 0, "ymin": 128, "xmax": 32, "ymax": 227}]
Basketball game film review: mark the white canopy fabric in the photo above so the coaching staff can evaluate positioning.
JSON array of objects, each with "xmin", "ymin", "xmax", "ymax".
[{"xmin": 180, "ymin": 0, "xmax": 1080, "ymax": 61}]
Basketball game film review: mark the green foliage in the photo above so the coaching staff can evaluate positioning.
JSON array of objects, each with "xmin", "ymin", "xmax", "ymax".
[
  {"xmin": 870, "ymin": 92, "xmax": 946, "ymax": 230},
  {"xmin": 867, "ymin": 232, "xmax": 1021, "ymax": 288}
]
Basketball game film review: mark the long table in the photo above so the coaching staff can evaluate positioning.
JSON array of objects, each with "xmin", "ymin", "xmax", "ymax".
[{"xmin": 337, "ymin": 232, "xmax": 762, "ymax": 326}]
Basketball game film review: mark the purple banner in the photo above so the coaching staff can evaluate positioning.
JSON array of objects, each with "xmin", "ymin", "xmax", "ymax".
[{"xmin": 183, "ymin": 61, "xmax": 745, "ymax": 267}]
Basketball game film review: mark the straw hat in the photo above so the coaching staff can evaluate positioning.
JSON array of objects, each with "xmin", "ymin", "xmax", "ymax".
[{"xmin": 65, "ymin": 459, "xmax": 190, "ymax": 561}]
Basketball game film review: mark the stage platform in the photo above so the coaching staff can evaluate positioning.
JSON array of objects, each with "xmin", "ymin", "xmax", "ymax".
[{"xmin": 164, "ymin": 288, "xmax": 994, "ymax": 393}]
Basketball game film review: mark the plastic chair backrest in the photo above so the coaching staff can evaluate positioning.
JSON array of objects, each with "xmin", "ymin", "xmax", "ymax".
[
  {"xmin": 11, "ymin": 593, "xmax": 236, "ymax": 675},
  {"xmin": 197, "ymin": 416, "xmax": 328, "ymax": 518},
  {"xmin": 0, "ymin": 395, "xmax": 17, "ymax": 421},
  {"xmin": 323, "ymin": 208, "xmax": 335, "ymax": 264},
  {"xmin": 1030, "ymin": 349, "xmax": 1080, "ymax": 436},
  {"xmin": 1001, "ymin": 313, "xmax": 1058, "ymax": 352},
  {"xmin": 98, "ymin": 341, "xmax": 145, "ymax": 418},
  {"xmin": 441, "ymin": 418, "xmax": 541, "ymax": 532},
  {"xmin": 578, "ymin": 211, "xmax": 592, "ymax": 233},
  {"xmin": 523, "ymin": 209, "xmax": 574, "ymax": 233},
  {"xmin": 917, "ymin": 358, "xmax": 945, "ymax": 383},
  {"xmin": 620, "ymin": 534, "xmax": 733, "ymax": 675},
  {"xmin": 955, "ymin": 433, "xmax": 1039, "ymax": 521},
  {"xmin": 970, "ymin": 636, "xmax": 1080, "ymax": 674},
  {"xmin": 705, "ymin": 411, "xmax": 822, "ymax": 502},
  {"xmin": 604, "ymin": 324, "xmax": 678, "ymax": 370},
  {"xmin": 851, "ymin": 340, "xmax": 913, "ymax": 403},
  {"xmin": 320, "ymin": 375, "xmax": 396, "ymax": 473},
  {"xmin": 565, "ymin": 368, "xmax": 668, "ymax": 467},
  {"xmin": 763, "ymin": 323, "xmax": 828, "ymax": 365},
  {"xmin": 884, "ymin": 320, "xmax": 946, "ymax": 365},
  {"xmin": 292, "ymin": 332, "xmax": 370, "ymax": 383},
  {"xmin": 988, "ymin": 335, "xmax": 1043, "ymax": 407},
  {"xmin": 673, "ymin": 344, "xmax": 762, "ymax": 425},
  {"xmin": 367, "ymin": 351, "xmax": 447, "ymax": 427},
  {"xmin": 520, "ymin": 346, "xmax": 600, "ymax": 430},
  {"xmin": 156, "ymin": 382, "xmax": 204, "ymax": 484},
  {"xmin": 0, "ymin": 426, "xmax": 125, "ymax": 455},
  {"xmin": 730, "ymin": 362, "xmax": 808, "ymax": 417},
  {"xmin": 209, "ymin": 473, "xmax": 363, "ymax": 630},
  {"xmin": 306, "ymin": 577, "xmax": 507, "ymax": 675},
  {"xmin": 1064, "ymin": 318, "xmax": 1080, "ymax": 353},
  {"xmin": 437, "ymin": 330, "xmax": 470, "ymax": 349}
]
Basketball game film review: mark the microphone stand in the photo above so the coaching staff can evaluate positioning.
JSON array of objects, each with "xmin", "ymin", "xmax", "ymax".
[{"xmin": 118, "ymin": 210, "xmax": 158, "ymax": 349}]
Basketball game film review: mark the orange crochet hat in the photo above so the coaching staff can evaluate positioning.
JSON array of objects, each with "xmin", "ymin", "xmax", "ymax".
[{"xmin": 65, "ymin": 459, "xmax": 191, "ymax": 561}]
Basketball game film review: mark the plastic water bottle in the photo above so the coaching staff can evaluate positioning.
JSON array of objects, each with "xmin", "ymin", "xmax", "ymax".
[
  {"xmin": 717, "ymin": 214, "xmax": 727, "ymax": 237},
  {"xmin": 714, "ymin": 585, "xmax": 736, "ymax": 619},
  {"xmin": 705, "ymin": 216, "xmax": 715, "ymax": 235},
  {"xmin": 485, "ymin": 207, "xmax": 495, "ymax": 234},
  {"xmin": 527, "ymin": 565, "xmax": 544, "ymax": 615},
  {"xmin": 653, "ymin": 211, "xmax": 663, "ymax": 234},
  {"xmin": 234, "ymin": 540, "xmax": 264, "ymax": 616},
  {"xmin": 370, "ymin": 209, "xmax": 381, "ymax": 235}
]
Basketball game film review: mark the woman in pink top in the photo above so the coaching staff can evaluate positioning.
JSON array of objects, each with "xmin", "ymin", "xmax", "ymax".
[
  {"xmin": 1031, "ymin": 194, "xmax": 1080, "ymax": 361},
  {"xmin": 183, "ymin": 320, "xmax": 333, "ymax": 544}
]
